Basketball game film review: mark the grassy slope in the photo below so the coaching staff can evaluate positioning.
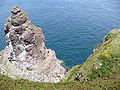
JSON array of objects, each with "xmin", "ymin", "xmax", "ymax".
[
  {"xmin": 65, "ymin": 29, "xmax": 120, "ymax": 82},
  {"xmin": 62, "ymin": 64, "xmax": 83, "ymax": 82},
  {"xmin": 0, "ymin": 74, "xmax": 119, "ymax": 90},
  {"xmin": 0, "ymin": 29, "xmax": 120, "ymax": 90}
]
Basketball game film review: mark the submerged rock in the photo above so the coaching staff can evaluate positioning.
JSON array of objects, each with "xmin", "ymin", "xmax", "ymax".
[{"xmin": 0, "ymin": 7, "xmax": 66, "ymax": 83}]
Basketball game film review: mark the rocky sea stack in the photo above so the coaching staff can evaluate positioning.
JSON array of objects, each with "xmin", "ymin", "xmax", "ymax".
[{"xmin": 0, "ymin": 7, "xmax": 66, "ymax": 83}]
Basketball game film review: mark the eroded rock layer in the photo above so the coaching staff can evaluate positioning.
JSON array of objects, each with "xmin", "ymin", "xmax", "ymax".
[{"xmin": 0, "ymin": 7, "xmax": 66, "ymax": 83}]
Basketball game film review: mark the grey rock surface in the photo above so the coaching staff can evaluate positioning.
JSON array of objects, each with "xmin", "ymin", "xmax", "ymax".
[{"xmin": 0, "ymin": 7, "xmax": 66, "ymax": 83}]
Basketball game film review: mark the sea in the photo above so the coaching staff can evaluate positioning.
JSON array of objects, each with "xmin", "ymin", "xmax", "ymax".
[{"xmin": 0, "ymin": 0, "xmax": 120, "ymax": 67}]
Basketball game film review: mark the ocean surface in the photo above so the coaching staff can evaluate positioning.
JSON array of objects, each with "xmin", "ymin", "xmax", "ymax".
[{"xmin": 0, "ymin": 0, "xmax": 120, "ymax": 67}]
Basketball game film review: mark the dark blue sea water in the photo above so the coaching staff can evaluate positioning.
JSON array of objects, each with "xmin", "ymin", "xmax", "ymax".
[{"xmin": 1, "ymin": 0, "xmax": 120, "ymax": 67}]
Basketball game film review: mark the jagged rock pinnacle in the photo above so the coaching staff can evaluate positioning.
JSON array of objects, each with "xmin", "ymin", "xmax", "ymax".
[{"xmin": 0, "ymin": 7, "xmax": 66, "ymax": 83}]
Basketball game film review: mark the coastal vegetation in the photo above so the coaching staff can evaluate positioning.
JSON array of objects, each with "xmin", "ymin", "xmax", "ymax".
[
  {"xmin": 0, "ymin": 7, "xmax": 120, "ymax": 89},
  {"xmin": 0, "ymin": 29, "xmax": 120, "ymax": 90},
  {"xmin": 0, "ymin": 73, "xmax": 119, "ymax": 90},
  {"xmin": 64, "ymin": 29, "xmax": 120, "ymax": 82}
]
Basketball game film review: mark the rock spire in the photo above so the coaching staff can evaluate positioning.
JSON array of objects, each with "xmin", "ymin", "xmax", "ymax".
[{"xmin": 0, "ymin": 7, "xmax": 66, "ymax": 83}]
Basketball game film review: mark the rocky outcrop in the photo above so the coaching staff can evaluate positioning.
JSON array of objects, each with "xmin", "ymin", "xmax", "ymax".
[{"xmin": 0, "ymin": 7, "xmax": 66, "ymax": 83}]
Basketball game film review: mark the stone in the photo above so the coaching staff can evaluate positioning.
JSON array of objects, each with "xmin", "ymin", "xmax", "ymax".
[{"xmin": 0, "ymin": 7, "xmax": 66, "ymax": 83}]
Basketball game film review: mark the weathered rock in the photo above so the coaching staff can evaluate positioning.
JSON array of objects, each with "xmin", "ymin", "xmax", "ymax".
[{"xmin": 0, "ymin": 7, "xmax": 66, "ymax": 83}]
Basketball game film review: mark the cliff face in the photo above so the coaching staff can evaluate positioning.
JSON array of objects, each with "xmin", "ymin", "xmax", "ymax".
[
  {"xmin": 0, "ymin": 7, "xmax": 66, "ymax": 83},
  {"xmin": 64, "ymin": 29, "xmax": 120, "ymax": 81}
]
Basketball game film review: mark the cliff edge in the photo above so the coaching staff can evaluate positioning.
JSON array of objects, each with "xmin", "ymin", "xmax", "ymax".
[
  {"xmin": 64, "ymin": 29, "xmax": 120, "ymax": 81},
  {"xmin": 0, "ymin": 7, "xmax": 66, "ymax": 83}
]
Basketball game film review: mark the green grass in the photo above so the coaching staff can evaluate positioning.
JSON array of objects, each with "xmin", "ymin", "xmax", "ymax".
[
  {"xmin": 87, "ymin": 30, "xmax": 120, "ymax": 80},
  {"xmin": 64, "ymin": 29, "xmax": 120, "ymax": 82},
  {"xmin": 0, "ymin": 29, "xmax": 120, "ymax": 89},
  {"xmin": 88, "ymin": 55, "xmax": 120, "ymax": 80},
  {"xmin": 0, "ymin": 74, "xmax": 119, "ymax": 90},
  {"xmin": 63, "ymin": 64, "xmax": 83, "ymax": 82}
]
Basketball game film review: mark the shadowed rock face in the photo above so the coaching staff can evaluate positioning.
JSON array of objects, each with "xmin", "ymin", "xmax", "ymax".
[{"xmin": 0, "ymin": 7, "xmax": 66, "ymax": 83}]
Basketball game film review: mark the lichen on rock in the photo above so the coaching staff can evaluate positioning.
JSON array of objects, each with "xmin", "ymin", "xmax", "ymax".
[{"xmin": 0, "ymin": 7, "xmax": 66, "ymax": 83}]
